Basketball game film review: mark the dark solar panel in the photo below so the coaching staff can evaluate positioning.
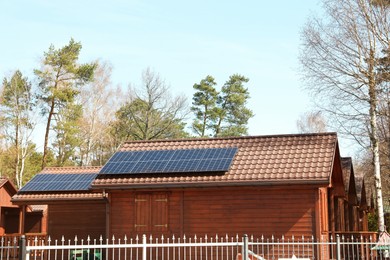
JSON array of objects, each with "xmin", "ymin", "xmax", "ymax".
[
  {"xmin": 19, "ymin": 173, "xmax": 97, "ymax": 192},
  {"xmin": 99, "ymin": 147, "xmax": 238, "ymax": 175}
]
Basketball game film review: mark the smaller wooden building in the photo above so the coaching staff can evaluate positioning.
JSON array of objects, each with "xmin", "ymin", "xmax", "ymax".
[
  {"xmin": 12, "ymin": 166, "xmax": 106, "ymax": 240},
  {"xmin": 0, "ymin": 177, "xmax": 45, "ymax": 235}
]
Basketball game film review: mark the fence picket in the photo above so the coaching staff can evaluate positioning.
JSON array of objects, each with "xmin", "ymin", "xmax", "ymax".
[{"xmin": 2, "ymin": 233, "xmax": 388, "ymax": 260}]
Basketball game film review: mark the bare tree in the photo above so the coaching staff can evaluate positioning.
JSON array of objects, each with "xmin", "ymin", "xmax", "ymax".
[
  {"xmin": 300, "ymin": 0, "xmax": 390, "ymax": 232},
  {"xmin": 296, "ymin": 111, "xmax": 327, "ymax": 133},
  {"xmin": 112, "ymin": 68, "xmax": 189, "ymax": 141},
  {"xmin": 78, "ymin": 61, "xmax": 123, "ymax": 165}
]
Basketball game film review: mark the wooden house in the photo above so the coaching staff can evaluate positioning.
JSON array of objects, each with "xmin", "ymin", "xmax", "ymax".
[
  {"xmin": 340, "ymin": 157, "xmax": 359, "ymax": 232},
  {"xmin": 0, "ymin": 177, "xmax": 19, "ymax": 234},
  {"xmin": 0, "ymin": 177, "xmax": 45, "ymax": 235},
  {"xmin": 355, "ymin": 174, "xmax": 369, "ymax": 231},
  {"xmin": 12, "ymin": 133, "xmax": 368, "ymax": 242},
  {"xmin": 12, "ymin": 166, "xmax": 105, "ymax": 240}
]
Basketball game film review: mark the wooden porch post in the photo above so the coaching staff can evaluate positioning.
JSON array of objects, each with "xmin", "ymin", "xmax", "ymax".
[
  {"xmin": 19, "ymin": 205, "xmax": 25, "ymax": 234},
  {"xmin": 105, "ymin": 192, "xmax": 111, "ymax": 239},
  {"xmin": 329, "ymin": 189, "xmax": 335, "ymax": 235}
]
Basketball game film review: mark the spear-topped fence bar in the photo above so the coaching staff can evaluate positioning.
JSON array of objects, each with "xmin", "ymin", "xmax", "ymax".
[{"xmin": 1, "ymin": 233, "xmax": 387, "ymax": 260}]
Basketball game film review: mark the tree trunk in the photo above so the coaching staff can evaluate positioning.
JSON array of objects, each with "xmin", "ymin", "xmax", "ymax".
[
  {"xmin": 42, "ymin": 96, "xmax": 55, "ymax": 169},
  {"xmin": 368, "ymin": 49, "xmax": 385, "ymax": 233}
]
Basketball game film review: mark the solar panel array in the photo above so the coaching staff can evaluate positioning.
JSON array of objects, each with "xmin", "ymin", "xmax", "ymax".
[
  {"xmin": 99, "ymin": 147, "xmax": 238, "ymax": 175},
  {"xmin": 19, "ymin": 173, "xmax": 97, "ymax": 192}
]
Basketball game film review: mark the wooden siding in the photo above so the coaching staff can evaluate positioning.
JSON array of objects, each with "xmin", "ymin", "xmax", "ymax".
[
  {"xmin": 48, "ymin": 202, "xmax": 106, "ymax": 240},
  {"xmin": 109, "ymin": 186, "xmax": 319, "ymax": 238},
  {"xmin": 0, "ymin": 186, "xmax": 15, "ymax": 207},
  {"xmin": 25, "ymin": 212, "xmax": 43, "ymax": 233}
]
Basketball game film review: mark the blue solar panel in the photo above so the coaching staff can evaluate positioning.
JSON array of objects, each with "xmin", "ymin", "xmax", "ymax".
[
  {"xmin": 99, "ymin": 147, "xmax": 238, "ymax": 175},
  {"xmin": 19, "ymin": 173, "xmax": 97, "ymax": 192}
]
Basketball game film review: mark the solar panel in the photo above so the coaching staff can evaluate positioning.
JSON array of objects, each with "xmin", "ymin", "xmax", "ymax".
[
  {"xmin": 99, "ymin": 147, "xmax": 238, "ymax": 175},
  {"xmin": 19, "ymin": 173, "xmax": 97, "ymax": 192}
]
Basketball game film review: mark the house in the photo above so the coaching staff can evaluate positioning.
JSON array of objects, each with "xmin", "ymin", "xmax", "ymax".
[
  {"xmin": 0, "ymin": 177, "xmax": 19, "ymax": 234},
  {"xmin": 356, "ymin": 174, "xmax": 370, "ymax": 232},
  {"xmin": 0, "ymin": 177, "xmax": 45, "ymax": 235},
  {"xmin": 340, "ymin": 157, "xmax": 359, "ymax": 232},
  {"xmin": 12, "ymin": 133, "xmax": 370, "ymax": 242},
  {"xmin": 11, "ymin": 166, "xmax": 105, "ymax": 240}
]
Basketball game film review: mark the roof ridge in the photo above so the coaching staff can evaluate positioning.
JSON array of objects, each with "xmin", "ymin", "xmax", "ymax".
[
  {"xmin": 43, "ymin": 166, "xmax": 102, "ymax": 170},
  {"xmin": 123, "ymin": 132, "xmax": 338, "ymax": 144}
]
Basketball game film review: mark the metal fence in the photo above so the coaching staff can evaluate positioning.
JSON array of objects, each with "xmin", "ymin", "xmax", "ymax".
[{"xmin": 2, "ymin": 233, "xmax": 389, "ymax": 260}]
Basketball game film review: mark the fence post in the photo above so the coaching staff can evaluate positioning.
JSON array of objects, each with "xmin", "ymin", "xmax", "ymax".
[
  {"xmin": 242, "ymin": 234, "xmax": 248, "ymax": 260},
  {"xmin": 142, "ymin": 234, "xmax": 147, "ymax": 260},
  {"xmin": 336, "ymin": 235, "xmax": 341, "ymax": 260},
  {"xmin": 19, "ymin": 235, "xmax": 26, "ymax": 260}
]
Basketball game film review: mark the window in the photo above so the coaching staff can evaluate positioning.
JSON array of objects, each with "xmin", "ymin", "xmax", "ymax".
[{"xmin": 134, "ymin": 193, "xmax": 168, "ymax": 232}]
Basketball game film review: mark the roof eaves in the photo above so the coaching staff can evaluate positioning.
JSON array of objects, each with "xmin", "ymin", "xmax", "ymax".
[
  {"xmin": 91, "ymin": 179, "xmax": 330, "ymax": 190},
  {"xmin": 11, "ymin": 196, "xmax": 105, "ymax": 205}
]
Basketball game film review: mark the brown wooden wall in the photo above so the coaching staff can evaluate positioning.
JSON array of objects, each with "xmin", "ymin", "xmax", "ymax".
[
  {"xmin": 25, "ymin": 212, "xmax": 43, "ymax": 233},
  {"xmin": 48, "ymin": 202, "xmax": 106, "ymax": 240},
  {"xmin": 109, "ymin": 186, "xmax": 320, "ymax": 239},
  {"xmin": 0, "ymin": 186, "xmax": 14, "ymax": 207}
]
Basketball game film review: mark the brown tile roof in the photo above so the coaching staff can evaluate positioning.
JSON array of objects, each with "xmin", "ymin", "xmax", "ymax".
[
  {"xmin": 41, "ymin": 166, "xmax": 102, "ymax": 174},
  {"xmin": 92, "ymin": 133, "xmax": 338, "ymax": 189},
  {"xmin": 12, "ymin": 166, "xmax": 104, "ymax": 204},
  {"xmin": 12, "ymin": 192, "xmax": 105, "ymax": 204}
]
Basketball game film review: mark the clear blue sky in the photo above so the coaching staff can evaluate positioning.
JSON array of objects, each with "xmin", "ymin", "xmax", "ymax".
[{"xmin": 1, "ymin": 1, "xmax": 337, "ymax": 150}]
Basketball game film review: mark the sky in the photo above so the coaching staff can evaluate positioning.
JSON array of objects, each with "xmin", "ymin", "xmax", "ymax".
[{"xmin": 1, "ymin": 1, "xmax": 349, "ymax": 153}]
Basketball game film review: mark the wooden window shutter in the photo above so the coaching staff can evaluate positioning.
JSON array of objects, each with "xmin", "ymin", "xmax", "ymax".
[
  {"xmin": 134, "ymin": 194, "xmax": 150, "ymax": 232},
  {"xmin": 151, "ymin": 193, "xmax": 168, "ymax": 231}
]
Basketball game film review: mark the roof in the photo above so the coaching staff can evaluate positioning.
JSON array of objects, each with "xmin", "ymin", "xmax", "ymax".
[
  {"xmin": 12, "ymin": 166, "xmax": 104, "ymax": 204},
  {"xmin": 341, "ymin": 157, "xmax": 352, "ymax": 191},
  {"xmin": 40, "ymin": 166, "xmax": 102, "ymax": 174},
  {"xmin": 92, "ymin": 133, "xmax": 339, "ymax": 189},
  {"xmin": 0, "ymin": 177, "xmax": 18, "ymax": 196},
  {"xmin": 341, "ymin": 157, "xmax": 358, "ymax": 204}
]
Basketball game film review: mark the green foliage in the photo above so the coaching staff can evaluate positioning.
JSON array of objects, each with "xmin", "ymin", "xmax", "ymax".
[
  {"xmin": 52, "ymin": 103, "xmax": 83, "ymax": 166},
  {"xmin": 191, "ymin": 74, "xmax": 253, "ymax": 137},
  {"xmin": 111, "ymin": 68, "xmax": 189, "ymax": 142},
  {"xmin": 113, "ymin": 98, "xmax": 188, "ymax": 141},
  {"xmin": 0, "ymin": 143, "xmax": 42, "ymax": 187},
  {"xmin": 0, "ymin": 70, "xmax": 38, "ymax": 188},
  {"xmin": 191, "ymin": 75, "xmax": 218, "ymax": 137},
  {"xmin": 35, "ymin": 38, "xmax": 96, "ymax": 168},
  {"xmin": 368, "ymin": 212, "xmax": 379, "ymax": 232},
  {"xmin": 1, "ymin": 71, "xmax": 34, "ymax": 131}
]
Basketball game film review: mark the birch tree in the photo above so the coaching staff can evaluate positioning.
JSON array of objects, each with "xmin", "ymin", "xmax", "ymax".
[
  {"xmin": 78, "ymin": 61, "xmax": 121, "ymax": 165},
  {"xmin": 0, "ymin": 71, "xmax": 37, "ymax": 187},
  {"xmin": 300, "ymin": 0, "xmax": 390, "ymax": 232}
]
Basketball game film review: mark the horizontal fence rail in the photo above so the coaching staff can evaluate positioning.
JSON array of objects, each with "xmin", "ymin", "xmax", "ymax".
[{"xmin": 1, "ymin": 233, "xmax": 388, "ymax": 260}]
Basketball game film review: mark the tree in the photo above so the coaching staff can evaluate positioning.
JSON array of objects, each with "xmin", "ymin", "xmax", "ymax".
[
  {"xmin": 191, "ymin": 75, "xmax": 218, "ymax": 137},
  {"xmin": 0, "ymin": 71, "xmax": 37, "ymax": 187},
  {"xmin": 300, "ymin": 0, "xmax": 390, "ymax": 232},
  {"xmin": 112, "ymin": 68, "xmax": 188, "ymax": 141},
  {"xmin": 52, "ymin": 102, "xmax": 82, "ymax": 166},
  {"xmin": 78, "ymin": 61, "xmax": 123, "ymax": 166},
  {"xmin": 296, "ymin": 111, "xmax": 327, "ymax": 133},
  {"xmin": 35, "ymin": 39, "xmax": 96, "ymax": 169},
  {"xmin": 191, "ymin": 74, "xmax": 253, "ymax": 137}
]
